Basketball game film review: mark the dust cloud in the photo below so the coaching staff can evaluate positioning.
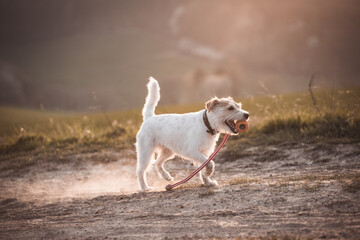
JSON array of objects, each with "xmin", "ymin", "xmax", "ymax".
[
  {"xmin": 0, "ymin": 152, "xmax": 197, "ymax": 204},
  {"xmin": 0, "ymin": 154, "xmax": 159, "ymax": 203}
]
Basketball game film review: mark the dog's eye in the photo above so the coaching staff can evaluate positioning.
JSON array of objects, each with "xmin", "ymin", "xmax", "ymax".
[{"xmin": 227, "ymin": 106, "xmax": 234, "ymax": 111}]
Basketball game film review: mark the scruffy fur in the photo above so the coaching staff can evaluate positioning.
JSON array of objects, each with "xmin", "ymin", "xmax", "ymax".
[{"xmin": 136, "ymin": 77, "xmax": 249, "ymax": 191}]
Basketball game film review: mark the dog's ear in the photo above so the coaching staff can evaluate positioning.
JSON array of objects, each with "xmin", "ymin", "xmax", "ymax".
[{"xmin": 205, "ymin": 97, "xmax": 219, "ymax": 112}]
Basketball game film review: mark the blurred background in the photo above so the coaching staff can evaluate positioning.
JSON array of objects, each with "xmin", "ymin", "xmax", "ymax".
[{"xmin": 0, "ymin": 0, "xmax": 359, "ymax": 111}]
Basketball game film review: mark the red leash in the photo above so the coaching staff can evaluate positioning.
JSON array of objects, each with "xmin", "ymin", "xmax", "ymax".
[{"xmin": 165, "ymin": 134, "xmax": 230, "ymax": 191}]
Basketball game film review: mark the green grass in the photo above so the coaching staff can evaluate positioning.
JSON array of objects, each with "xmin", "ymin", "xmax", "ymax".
[{"xmin": 0, "ymin": 88, "xmax": 359, "ymax": 167}]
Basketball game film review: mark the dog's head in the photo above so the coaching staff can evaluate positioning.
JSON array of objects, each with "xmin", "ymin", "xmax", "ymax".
[{"xmin": 205, "ymin": 97, "xmax": 249, "ymax": 135}]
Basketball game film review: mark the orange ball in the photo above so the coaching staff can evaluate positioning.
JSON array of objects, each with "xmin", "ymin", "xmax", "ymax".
[{"xmin": 235, "ymin": 120, "xmax": 249, "ymax": 132}]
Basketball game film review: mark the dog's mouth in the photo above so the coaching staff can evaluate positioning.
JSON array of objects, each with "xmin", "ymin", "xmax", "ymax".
[{"xmin": 225, "ymin": 119, "xmax": 238, "ymax": 134}]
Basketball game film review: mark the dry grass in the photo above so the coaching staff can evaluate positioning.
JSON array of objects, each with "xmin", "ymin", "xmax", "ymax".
[
  {"xmin": 175, "ymin": 182, "xmax": 204, "ymax": 191},
  {"xmin": 229, "ymin": 177, "xmax": 260, "ymax": 186},
  {"xmin": 227, "ymin": 172, "xmax": 360, "ymax": 193},
  {"xmin": 212, "ymin": 235, "xmax": 303, "ymax": 240},
  {"xmin": 234, "ymin": 236, "xmax": 302, "ymax": 240},
  {"xmin": 198, "ymin": 188, "xmax": 215, "ymax": 198},
  {"xmin": 223, "ymin": 88, "xmax": 360, "ymax": 158},
  {"xmin": 302, "ymin": 181, "xmax": 322, "ymax": 192},
  {"xmin": 341, "ymin": 173, "xmax": 360, "ymax": 193},
  {"xmin": 0, "ymin": 88, "xmax": 359, "ymax": 170}
]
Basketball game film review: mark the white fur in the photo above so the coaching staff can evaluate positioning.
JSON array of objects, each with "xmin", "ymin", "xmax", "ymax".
[
  {"xmin": 136, "ymin": 77, "xmax": 249, "ymax": 191},
  {"xmin": 142, "ymin": 77, "xmax": 160, "ymax": 120}
]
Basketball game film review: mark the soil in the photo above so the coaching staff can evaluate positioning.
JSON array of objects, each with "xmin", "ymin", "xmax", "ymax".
[{"xmin": 0, "ymin": 142, "xmax": 360, "ymax": 239}]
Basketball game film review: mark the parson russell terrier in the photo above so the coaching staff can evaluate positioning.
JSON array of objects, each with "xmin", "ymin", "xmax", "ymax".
[{"xmin": 136, "ymin": 77, "xmax": 250, "ymax": 191}]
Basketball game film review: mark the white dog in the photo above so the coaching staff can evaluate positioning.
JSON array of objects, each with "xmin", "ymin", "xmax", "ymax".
[{"xmin": 136, "ymin": 77, "xmax": 249, "ymax": 191}]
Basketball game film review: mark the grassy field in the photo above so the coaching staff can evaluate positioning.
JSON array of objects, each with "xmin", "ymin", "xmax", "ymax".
[
  {"xmin": 1, "ymin": 88, "xmax": 360, "ymax": 239},
  {"xmin": 0, "ymin": 88, "xmax": 359, "ymax": 166}
]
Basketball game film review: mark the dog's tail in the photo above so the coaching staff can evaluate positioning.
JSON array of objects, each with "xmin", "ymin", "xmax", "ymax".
[{"xmin": 142, "ymin": 76, "xmax": 160, "ymax": 120}]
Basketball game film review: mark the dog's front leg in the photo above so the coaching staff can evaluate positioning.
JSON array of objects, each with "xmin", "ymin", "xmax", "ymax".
[
  {"xmin": 201, "ymin": 160, "xmax": 218, "ymax": 186},
  {"xmin": 187, "ymin": 151, "xmax": 218, "ymax": 187}
]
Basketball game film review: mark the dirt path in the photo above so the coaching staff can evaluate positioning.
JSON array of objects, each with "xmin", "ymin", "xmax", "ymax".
[{"xmin": 0, "ymin": 142, "xmax": 359, "ymax": 239}]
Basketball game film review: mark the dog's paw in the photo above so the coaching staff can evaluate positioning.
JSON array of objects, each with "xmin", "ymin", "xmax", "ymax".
[
  {"xmin": 160, "ymin": 172, "xmax": 174, "ymax": 182},
  {"xmin": 204, "ymin": 178, "xmax": 218, "ymax": 187},
  {"xmin": 141, "ymin": 186, "xmax": 153, "ymax": 192},
  {"xmin": 165, "ymin": 175, "xmax": 174, "ymax": 182}
]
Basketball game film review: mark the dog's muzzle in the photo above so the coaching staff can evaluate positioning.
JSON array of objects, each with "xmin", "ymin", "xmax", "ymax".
[
  {"xmin": 225, "ymin": 114, "xmax": 250, "ymax": 134},
  {"xmin": 225, "ymin": 119, "xmax": 238, "ymax": 134}
]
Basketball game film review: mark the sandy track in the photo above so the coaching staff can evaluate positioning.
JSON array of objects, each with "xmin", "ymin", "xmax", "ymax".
[{"xmin": 0, "ymin": 142, "xmax": 359, "ymax": 239}]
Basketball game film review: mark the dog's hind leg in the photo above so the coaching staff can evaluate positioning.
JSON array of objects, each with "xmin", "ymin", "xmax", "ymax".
[
  {"xmin": 136, "ymin": 138, "xmax": 155, "ymax": 191},
  {"xmin": 154, "ymin": 147, "xmax": 174, "ymax": 181}
]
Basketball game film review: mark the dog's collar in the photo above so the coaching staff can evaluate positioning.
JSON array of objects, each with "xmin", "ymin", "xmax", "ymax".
[{"xmin": 203, "ymin": 110, "xmax": 218, "ymax": 135}]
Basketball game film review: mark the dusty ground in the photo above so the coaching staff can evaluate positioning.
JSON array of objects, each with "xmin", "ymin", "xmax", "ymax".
[{"xmin": 0, "ymin": 142, "xmax": 360, "ymax": 239}]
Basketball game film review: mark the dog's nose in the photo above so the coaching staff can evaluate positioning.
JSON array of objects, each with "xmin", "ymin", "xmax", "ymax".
[{"xmin": 244, "ymin": 113, "xmax": 250, "ymax": 120}]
